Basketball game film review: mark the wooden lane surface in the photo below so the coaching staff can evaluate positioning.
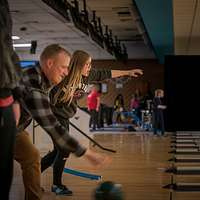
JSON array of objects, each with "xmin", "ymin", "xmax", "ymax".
[{"xmin": 11, "ymin": 133, "xmax": 200, "ymax": 200}]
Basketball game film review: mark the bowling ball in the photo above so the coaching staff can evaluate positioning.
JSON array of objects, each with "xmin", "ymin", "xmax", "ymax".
[{"xmin": 94, "ymin": 181, "xmax": 124, "ymax": 200}]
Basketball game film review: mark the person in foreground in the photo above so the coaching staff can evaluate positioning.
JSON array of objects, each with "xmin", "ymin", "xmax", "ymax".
[{"xmin": 0, "ymin": 1, "xmax": 21, "ymax": 199}]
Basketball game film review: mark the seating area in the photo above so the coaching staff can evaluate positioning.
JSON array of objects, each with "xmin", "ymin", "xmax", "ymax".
[{"xmin": 87, "ymin": 105, "xmax": 153, "ymax": 132}]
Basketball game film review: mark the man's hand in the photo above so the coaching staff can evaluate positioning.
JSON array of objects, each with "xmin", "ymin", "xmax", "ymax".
[
  {"xmin": 83, "ymin": 149, "xmax": 112, "ymax": 169},
  {"xmin": 12, "ymin": 101, "xmax": 20, "ymax": 125},
  {"xmin": 128, "ymin": 69, "xmax": 143, "ymax": 77}
]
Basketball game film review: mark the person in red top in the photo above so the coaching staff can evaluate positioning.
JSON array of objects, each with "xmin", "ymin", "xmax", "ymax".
[
  {"xmin": 130, "ymin": 94, "xmax": 140, "ymax": 116},
  {"xmin": 87, "ymin": 84, "xmax": 100, "ymax": 131}
]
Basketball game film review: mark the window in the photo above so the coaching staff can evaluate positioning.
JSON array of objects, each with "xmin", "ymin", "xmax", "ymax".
[
  {"xmin": 20, "ymin": 60, "xmax": 38, "ymax": 68},
  {"xmin": 101, "ymin": 83, "xmax": 108, "ymax": 93}
]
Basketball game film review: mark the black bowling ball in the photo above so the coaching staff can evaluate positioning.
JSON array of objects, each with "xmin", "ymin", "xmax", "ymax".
[{"xmin": 94, "ymin": 181, "xmax": 124, "ymax": 200}]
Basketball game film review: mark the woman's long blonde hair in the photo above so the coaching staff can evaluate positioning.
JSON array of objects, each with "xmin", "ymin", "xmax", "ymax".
[{"xmin": 54, "ymin": 50, "xmax": 91, "ymax": 104}]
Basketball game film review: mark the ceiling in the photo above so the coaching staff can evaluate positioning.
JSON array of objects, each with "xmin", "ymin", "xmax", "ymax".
[
  {"xmin": 173, "ymin": 0, "xmax": 200, "ymax": 55},
  {"xmin": 133, "ymin": 0, "xmax": 200, "ymax": 63},
  {"xmin": 8, "ymin": 0, "xmax": 200, "ymax": 62},
  {"xmin": 134, "ymin": 0, "xmax": 174, "ymax": 64},
  {"xmin": 8, "ymin": 0, "xmax": 155, "ymax": 61}
]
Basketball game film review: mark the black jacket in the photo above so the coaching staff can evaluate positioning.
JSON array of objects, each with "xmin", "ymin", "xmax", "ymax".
[
  {"xmin": 0, "ymin": 0, "xmax": 21, "ymax": 97},
  {"xmin": 51, "ymin": 68, "xmax": 111, "ymax": 127}
]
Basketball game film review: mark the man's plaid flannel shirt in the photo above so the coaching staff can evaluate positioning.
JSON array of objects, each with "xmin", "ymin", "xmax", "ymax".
[{"xmin": 17, "ymin": 65, "xmax": 86, "ymax": 157}]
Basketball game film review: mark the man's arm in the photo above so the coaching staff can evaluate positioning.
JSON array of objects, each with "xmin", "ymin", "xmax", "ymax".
[
  {"xmin": 23, "ymin": 89, "xmax": 111, "ymax": 168},
  {"xmin": 24, "ymin": 88, "xmax": 86, "ymax": 157}
]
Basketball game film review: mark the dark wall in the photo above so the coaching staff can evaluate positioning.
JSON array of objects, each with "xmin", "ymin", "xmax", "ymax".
[
  {"xmin": 92, "ymin": 59, "xmax": 164, "ymax": 91},
  {"xmin": 78, "ymin": 59, "xmax": 164, "ymax": 108},
  {"xmin": 164, "ymin": 55, "xmax": 200, "ymax": 131}
]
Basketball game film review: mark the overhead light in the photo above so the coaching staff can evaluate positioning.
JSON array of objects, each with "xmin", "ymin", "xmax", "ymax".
[
  {"xmin": 12, "ymin": 36, "xmax": 20, "ymax": 40},
  {"xmin": 13, "ymin": 43, "xmax": 31, "ymax": 47}
]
